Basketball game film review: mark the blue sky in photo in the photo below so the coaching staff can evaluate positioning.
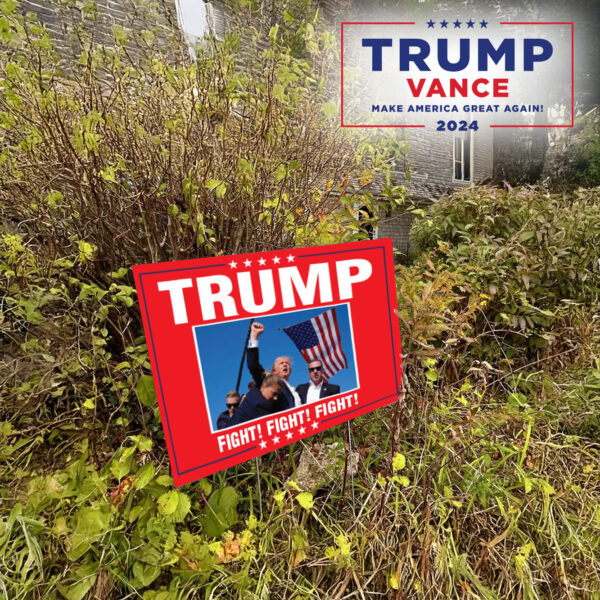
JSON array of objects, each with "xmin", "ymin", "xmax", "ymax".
[{"xmin": 193, "ymin": 304, "xmax": 358, "ymax": 430}]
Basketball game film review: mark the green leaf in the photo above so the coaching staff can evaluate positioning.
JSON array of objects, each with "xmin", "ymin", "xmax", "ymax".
[
  {"xmin": 205, "ymin": 179, "xmax": 226, "ymax": 198},
  {"xmin": 100, "ymin": 165, "xmax": 116, "ymax": 182},
  {"xmin": 110, "ymin": 446, "xmax": 135, "ymax": 480},
  {"xmin": 274, "ymin": 164, "xmax": 287, "ymax": 183},
  {"xmin": 77, "ymin": 240, "xmax": 96, "ymax": 262},
  {"xmin": 133, "ymin": 561, "xmax": 161, "ymax": 587},
  {"xmin": 59, "ymin": 562, "xmax": 98, "ymax": 600},
  {"xmin": 82, "ymin": 398, "xmax": 95, "ymax": 410},
  {"xmin": 214, "ymin": 183, "xmax": 226, "ymax": 199},
  {"xmin": 199, "ymin": 486, "xmax": 239, "ymax": 538},
  {"xmin": 168, "ymin": 491, "xmax": 191, "ymax": 523},
  {"xmin": 156, "ymin": 475, "xmax": 173, "ymax": 487},
  {"xmin": 1, "ymin": 1, "xmax": 18, "ymax": 16},
  {"xmin": 246, "ymin": 513, "xmax": 258, "ymax": 531},
  {"xmin": 136, "ymin": 375, "xmax": 157, "ymax": 408},
  {"xmin": 198, "ymin": 478, "xmax": 212, "ymax": 496},
  {"xmin": 75, "ymin": 507, "xmax": 111, "ymax": 537},
  {"xmin": 205, "ymin": 178, "xmax": 223, "ymax": 191},
  {"xmin": 519, "ymin": 230, "xmax": 535, "ymax": 242},
  {"xmin": 67, "ymin": 507, "xmax": 111, "ymax": 560},
  {"xmin": 273, "ymin": 490, "xmax": 286, "ymax": 507},
  {"xmin": 157, "ymin": 491, "xmax": 179, "ymax": 516},
  {"xmin": 268, "ymin": 24, "xmax": 279, "ymax": 44},
  {"xmin": 425, "ymin": 369, "xmax": 438, "ymax": 382},
  {"xmin": 134, "ymin": 462, "xmax": 155, "ymax": 490},
  {"xmin": 237, "ymin": 158, "xmax": 254, "ymax": 180}
]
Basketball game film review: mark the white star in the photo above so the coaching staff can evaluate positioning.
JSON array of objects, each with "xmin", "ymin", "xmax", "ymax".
[
  {"xmin": 258, "ymin": 257, "xmax": 266, "ymax": 266},
  {"xmin": 272, "ymin": 435, "xmax": 280, "ymax": 444},
  {"xmin": 311, "ymin": 421, "xmax": 319, "ymax": 430},
  {"xmin": 243, "ymin": 259, "xmax": 252, "ymax": 267},
  {"xmin": 272, "ymin": 256, "xmax": 281, "ymax": 264},
  {"xmin": 286, "ymin": 431, "xmax": 293, "ymax": 440},
  {"xmin": 299, "ymin": 426, "xmax": 306, "ymax": 435},
  {"xmin": 286, "ymin": 254, "xmax": 295, "ymax": 263},
  {"xmin": 228, "ymin": 260, "xmax": 237, "ymax": 268},
  {"xmin": 259, "ymin": 440, "xmax": 267, "ymax": 449}
]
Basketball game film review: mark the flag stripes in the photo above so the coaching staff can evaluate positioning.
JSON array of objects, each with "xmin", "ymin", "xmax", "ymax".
[{"xmin": 283, "ymin": 308, "xmax": 348, "ymax": 380}]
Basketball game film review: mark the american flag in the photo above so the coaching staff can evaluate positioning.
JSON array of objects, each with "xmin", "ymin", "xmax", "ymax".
[{"xmin": 282, "ymin": 308, "xmax": 348, "ymax": 380}]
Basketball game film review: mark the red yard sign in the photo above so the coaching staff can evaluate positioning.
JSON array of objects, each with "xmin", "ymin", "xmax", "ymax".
[{"xmin": 133, "ymin": 239, "xmax": 403, "ymax": 487}]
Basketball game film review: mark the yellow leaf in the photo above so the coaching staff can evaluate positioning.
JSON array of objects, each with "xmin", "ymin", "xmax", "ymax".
[
  {"xmin": 392, "ymin": 453, "xmax": 406, "ymax": 471},
  {"xmin": 296, "ymin": 492, "xmax": 314, "ymax": 510}
]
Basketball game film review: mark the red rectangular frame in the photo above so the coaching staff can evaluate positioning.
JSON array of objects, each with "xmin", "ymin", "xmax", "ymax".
[
  {"xmin": 133, "ymin": 239, "xmax": 404, "ymax": 487},
  {"xmin": 340, "ymin": 21, "xmax": 574, "ymax": 129}
]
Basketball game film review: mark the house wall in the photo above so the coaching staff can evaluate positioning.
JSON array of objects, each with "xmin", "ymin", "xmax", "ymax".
[
  {"xmin": 18, "ymin": 0, "xmax": 181, "ymax": 62},
  {"xmin": 378, "ymin": 125, "xmax": 494, "ymax": 255}
]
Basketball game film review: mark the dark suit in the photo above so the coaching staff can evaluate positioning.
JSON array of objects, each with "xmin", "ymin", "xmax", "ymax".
[
  {"xmin": 216, "ymin": 410, "xmax": 232, "ymax": 430},
  {"xmin": 228, "ymin": 387, "xmax": 282, "ymax": 426},
  {"xmin": 246, "ymin": 346, "xmax": 295, "ymax": 410},
  {"xmin": 296, "ymin": 381, "xmax": 340, "ymax": 404}
]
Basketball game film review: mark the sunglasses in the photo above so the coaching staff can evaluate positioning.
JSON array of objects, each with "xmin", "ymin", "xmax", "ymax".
[
  {"xmin": 227, "ymin": 403, "xmax": 239, "ymax": 409},
  {"xmin": 308, "ymin": 366, "xmax": 322, "ymax": 372}
]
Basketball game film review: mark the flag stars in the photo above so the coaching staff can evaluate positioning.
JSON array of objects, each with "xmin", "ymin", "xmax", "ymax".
[
  {"xmin": 272, "ymin": 435, "xmax": 280, "ymax": 444},
  {"xmin": 286, "ymin": 431, "xmax": 293, "ymax": 440},
  {"xmin": 425, "ymin": 18, "xmax": 487, "ymax": 29},
  {"xmin": 311, "ymin": 421, "xmax": 319, "ymax": 430},
  {"xmin": 228, "ymin": 260, "xmax": 237, "ymax": 269},
  {"xmin": 259, "ymin": 440, "xmax": 267, "ymax": 449},
  {"xmin": 243, "ymin": 259, "xmax": 252, "ymax": 268},
  {"xmin": 272, "ymin": 256, "xmax": 281, "ymax": 265},
  {"xmin": 299, "ymin": 426, "xmax": 306, "ymax": 435},
  {"xmin": 286, "ymin": 254, "xmax": 295, "ymax": 263},
  {"xmin": 258, "ymin": 257, "xmax": 266, "ymax": 266}
]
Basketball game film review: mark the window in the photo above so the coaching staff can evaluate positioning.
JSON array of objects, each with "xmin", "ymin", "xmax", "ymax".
[
  {"xmin": 175, "ymin": 0, "xmax": 226, "ymax": 45},
  {"xmin": 453, "ymin": 130, "xmax": 473, "ymax": 182},
  {"xmin": 356, "ymin": 204, "xmax": 378, "ymax": 240}
]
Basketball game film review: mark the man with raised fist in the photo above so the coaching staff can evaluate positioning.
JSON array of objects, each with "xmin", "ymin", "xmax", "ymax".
[{"xmin": 246, "ymin": 321, "xmax": 301, "ymax": 410}]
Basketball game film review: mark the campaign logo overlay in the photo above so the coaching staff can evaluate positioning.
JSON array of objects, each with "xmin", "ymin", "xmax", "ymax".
[
  {"xmin": 133, "ymin": 239, "xmax": 403, "ymax": 487},
  {"xmin": 341, "ymin": 20, "xmax": 573, "ymax": 128}
]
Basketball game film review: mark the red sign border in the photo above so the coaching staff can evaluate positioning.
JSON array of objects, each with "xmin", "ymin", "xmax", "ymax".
[
  {"xmin": 340, "ymin": 21, "xmax": 574, "ymax": 129},
  {"xmin": 133, "ymin": 240, "xmax": 403, "ymax": 484}
]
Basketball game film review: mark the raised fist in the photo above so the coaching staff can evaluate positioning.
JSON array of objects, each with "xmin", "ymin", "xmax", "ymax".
[{"xmin": 250, "ymin": 322, "xmax": 265, "ymax": 340}]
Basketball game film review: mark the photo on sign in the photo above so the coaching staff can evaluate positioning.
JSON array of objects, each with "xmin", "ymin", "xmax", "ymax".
[{"xmin": 193, "ymin": 304, "xmax": 359, "ymax": 433}]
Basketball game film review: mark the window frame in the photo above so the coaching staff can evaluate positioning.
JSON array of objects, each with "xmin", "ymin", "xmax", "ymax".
[{"xmin": 452, "ymin": 129, "xmax": 474, "ymax": 183}]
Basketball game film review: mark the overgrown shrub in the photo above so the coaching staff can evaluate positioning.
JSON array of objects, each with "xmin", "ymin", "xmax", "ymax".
[
  {"xmin": 544, "ymin": 108, "xmax": 600, "ymax": 189},
  {"xmin": 0, "ymin": 0, "xmax": 403, "ymax": 433},
  {"xmin": 0, "ymin": 1, "xmax": 402, "ymax": 277},
  {"xmin": 410, "ymin": 186, "xmax": 600, "ymax": 361}
]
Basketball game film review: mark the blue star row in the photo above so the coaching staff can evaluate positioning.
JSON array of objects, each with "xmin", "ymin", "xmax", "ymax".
[{"xmin": 427, "ymin": 19, "xmax": 489, "ymax": 29}]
